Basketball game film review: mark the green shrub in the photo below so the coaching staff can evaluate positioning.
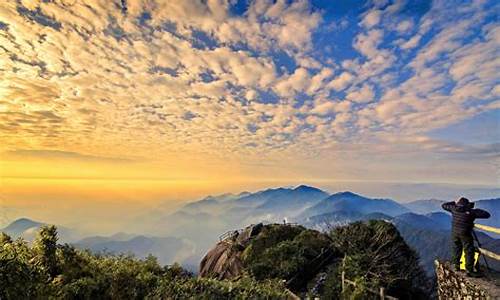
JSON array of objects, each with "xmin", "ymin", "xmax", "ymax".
[
  {"xmin": 0, "ymin": 222, "xmax": 430, "ymax": 299},
  {"xmin": 241, "ymin": 224, "xmax": 337, "ymax": 293},
  {"xmin": 0, "ymin": 226, "xmax": 289, "ymax": 300},
  {"xmin": 148, "ymin": 276, "xmax": 289, "ymax": 299},
  {"xmin": 329, "ymin": 220, "xmax": 429, "ymax": 299}
]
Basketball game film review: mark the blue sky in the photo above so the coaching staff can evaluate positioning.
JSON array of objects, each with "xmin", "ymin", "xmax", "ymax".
[{"xmin": 430, "ymin": 109, "xmax": 499, "ymax": 145}]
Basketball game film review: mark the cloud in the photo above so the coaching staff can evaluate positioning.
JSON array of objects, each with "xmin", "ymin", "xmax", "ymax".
[
  {"xmin": 396, "ymin": 20, "xmax": 413, "ymax": 34},
  {"xmin": 327, "ymin": 72, "xmax": 354, "ymax": 91},
  {"xmin": 360, "ymin": 10, "xmax": 382, "ymax": 28},
  {"xmin": 399, "ymin": 34, "xmax": 421, "ymax": 50},
  {"xmin": 346, "ymin": 84, "xmax": 375, "ymax": 103},
  {"xmin": 274, "ymin": 67, "xmax": 310, "ymax": 97},
  {"xmin": 5, "ymin": 149, "xmax": 134, "ymax": 163},
  {"xmin": 353, "ymin": 29, "xmax": 384, "ymax": 58},
  {"xmin": 0, "ymin": 0, "xmax": 497, "ymax": 184}
]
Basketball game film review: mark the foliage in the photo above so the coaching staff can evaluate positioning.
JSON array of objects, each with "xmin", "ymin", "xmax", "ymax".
[
  {"xmin": 149, "ymin": 276, "xmax": 289, "ymax": 299},
  {"xmin": 0, "ymin": 226, "xmax": 289, "ymax": 299},
  {"xmin": 0, "ymin": 222, "xmax": 431, "ymax": 299},
  {"xmin": 32, "ymin": 225, "xmax": 59, "ymax": 277},
  {"xmin": 242, "ymin": 224, "xmax": 336, "ymax": 291},
  {"xmin": 0, "ymin": 238, "xmax": 45, "ymax": 299},
  {"xmin": 329, "ymin": 220, "xmax": 430, "ymax": 299}
]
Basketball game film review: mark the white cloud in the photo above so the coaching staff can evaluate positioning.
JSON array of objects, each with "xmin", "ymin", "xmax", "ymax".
[
  {"xmin": 360, "ymin": 10, "xmax": 382, "ymax": 28},
  {"xmin": 218, "ymin": 0, "xmax": 321, "ymax": 53},
  {"xmin": 396, "ymin": 20, "xmax": 414, "ymax": 34},
  {"xmin": 399, "ymin": 34, "xmax": 421, "ymax": 50},
  {"xmin": 346, "ymin": 84, "xmax": 375, "ymax": 103},
  {"xmin": 327, "ymin": 72, "xmax": 354, "ymax": 91},
  {"xmin": 274, "ymin": 67, "xmax": 311, "ymax": 97},
  {"xmin": 307, "ymin": 68, "xmax": 334, "ymax": 95},
  {"xmin": 353, "ymin": 29, "xmax": 384, "ymax": 58}
]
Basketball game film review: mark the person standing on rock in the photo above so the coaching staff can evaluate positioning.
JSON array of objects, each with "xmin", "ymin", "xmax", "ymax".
[{"xmin": 442, "ymin": 197, "xmax": 490, "ymax": 277}]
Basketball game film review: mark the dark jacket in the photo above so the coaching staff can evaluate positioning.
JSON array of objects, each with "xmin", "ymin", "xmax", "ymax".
[{"xmin": 442, "ymin": 202, "xmax": 490, "ymax": 235}]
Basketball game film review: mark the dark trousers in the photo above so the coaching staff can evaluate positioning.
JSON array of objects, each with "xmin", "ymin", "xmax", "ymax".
[{"xmin": 451, "ymin": 233, "xmax": 474, "ymax": 272}]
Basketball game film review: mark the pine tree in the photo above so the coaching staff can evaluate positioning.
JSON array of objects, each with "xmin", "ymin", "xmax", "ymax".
[{"xmin": 32, "ymin": 225, "xmax": 59, "ymax": 278}]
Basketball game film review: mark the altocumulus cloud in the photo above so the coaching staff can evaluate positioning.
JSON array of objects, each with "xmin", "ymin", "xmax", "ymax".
[
  {"xmin": 0, "ymin": 0, "xmax": 498, "ymax": 182},
  {"xmin": 4, "ymin": 149, "xmax": 134, "ymax": 163}
]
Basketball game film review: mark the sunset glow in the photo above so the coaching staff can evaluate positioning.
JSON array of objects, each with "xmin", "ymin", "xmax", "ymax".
[{"xmin": 0, "ymin": 0, "xmax": 498, "ymax": 229}]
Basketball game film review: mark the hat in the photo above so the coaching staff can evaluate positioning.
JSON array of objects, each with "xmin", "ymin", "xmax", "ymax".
[{"xmin": 456, "ymin": 197, "xmax": 470, "ymax": 207}]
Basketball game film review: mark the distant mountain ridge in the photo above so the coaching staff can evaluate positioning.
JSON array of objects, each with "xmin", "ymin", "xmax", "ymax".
[
  {"xmin": 175, "ymin": 186, "xmax": 498, "ymax": 228},
  {"xmin": 403, "ymin": 198, "xmax": 500, "ymax": 228},
  {"xmin": 2, "ymin": 218, "xmax": 44, "ymax": 237},
  {"xmin": 170, "ymin": 185, "xmax": 499, "ymax": 274},
  {"xmin": 404, "ymin": 199, "xmax": 446, "ymax": 214},
  {"xmin": 74, "ymin": 234, "xmax": 194, "ymax": 265},
  {"xmin": 475, "ymin": 198, "xmax": 500, "ymax": 228},
  {"xmin": 299, "ymin": 191, "xmax": 409, "ymax": 218},
  {"xmin": 0, "ymin": 217, "xmax": 79, "ymax": 243},
  {"xmin": 4, "ymin": 185, "xmax": 498, "ymax": 275}
]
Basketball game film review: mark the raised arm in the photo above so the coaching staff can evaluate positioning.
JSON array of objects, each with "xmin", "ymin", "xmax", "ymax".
[
  {"xmin": 472, "ymin": 208, "xmax": 490, "ymax": 219},
  {"xmin": 442, "ymin": 201, "xmax": 456, "ymax": 212}
]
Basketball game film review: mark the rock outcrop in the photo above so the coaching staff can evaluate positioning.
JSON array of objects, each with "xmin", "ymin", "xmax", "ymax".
[
  {"xmin": 435, "ymin": 260, "xmax": 500, "ymax": 299},
  {"xmin": 199, "ymin": 223, "xmax": 263, "ymax": 279}
]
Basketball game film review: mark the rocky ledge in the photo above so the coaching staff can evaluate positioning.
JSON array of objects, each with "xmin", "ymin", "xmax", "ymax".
[{"xmin": 435, "ymin": 260, "xmax": 500, "ymax": 300}]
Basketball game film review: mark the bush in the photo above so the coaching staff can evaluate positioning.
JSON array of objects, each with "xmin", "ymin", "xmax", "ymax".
[
  {"xmin": 242, "ymin": 224, "xmax": 337, "ymax": 292},
  {"xmin": 329, "ymin": 220, "xmax": 429, "ymax": 299},
  {"xmin": 149, "ymin": 276, "xmax": 289, "ymax": 299},
  {"xmin": 0, "ymin": 222, "xmax": 430, "ymax": 299},
  {"xmin": 0, "ymin": 226, "xmax": 290, "ymax": 300}
]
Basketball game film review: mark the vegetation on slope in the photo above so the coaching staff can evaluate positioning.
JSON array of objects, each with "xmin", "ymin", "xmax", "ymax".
[
  {"xmin": 203, "ymin": 221, "xmax": 429, "ymax": 298},
  {"xmin": 0, "ymin": 226, "xmax": 288, "ymax": 299},
  {"xmin": 241, "ymin": 224, "xmax": 337, "ymax": 290},
  {"xmin": 1, "ymin": 221, "xmax": 430, "ymax": 299},
  {"xmin": 327, "ymin": 220, "xmax": 430, "ymax": 299}
]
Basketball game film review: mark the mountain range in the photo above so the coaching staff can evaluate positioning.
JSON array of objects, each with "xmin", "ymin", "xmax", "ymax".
[
  {"xmin": 1, "ymin": 217, "xmax": 80, "ymax": 243},
  {"xmin": 2, "ymin": 185, "xmax": 499, "ymax": 274},
  {"xmin": 74, "ymin": 234, "xmax": 195, "ymax": 265}
]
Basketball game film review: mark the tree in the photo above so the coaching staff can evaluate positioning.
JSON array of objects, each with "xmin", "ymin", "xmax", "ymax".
[
  {"xmin": 0, "ymin": 235, "xmax": 42, "ymax": 299},
  {"xmin": 0, "ymin": 223, "xmax": 432, "ymax": 299},
  {"xmin": 329, "ymin": 220, "xmax": 429, "ymax": 299},
  {"xmin": 0, "ymin": 232, "xmax": 12, "ymax": 246},
  {"xmin": 32, "ymin": 225, "xmax": 59, "ymax": 278}
]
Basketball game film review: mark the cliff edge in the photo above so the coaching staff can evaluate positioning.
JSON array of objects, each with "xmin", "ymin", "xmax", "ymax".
[{"xmin": 435, "ymin": 260, "xmax": 500, "ymax": 299}]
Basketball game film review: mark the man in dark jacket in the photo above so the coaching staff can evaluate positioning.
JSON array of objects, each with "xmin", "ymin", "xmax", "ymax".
[{"xmin": 442, "ymin": 197, "xmax": 490, "ymax": 276}]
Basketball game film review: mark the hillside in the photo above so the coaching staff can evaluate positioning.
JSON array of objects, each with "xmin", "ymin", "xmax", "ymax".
[
  {"xmin": 303, "ymin": 208, "xmax": 500, "ymax": 274},
  {"xmin": 0, "ymin": 226, "xmax": 290, "ymax": 299},
  {"xmin": 199, "ymin": 221, "xmax": 429, "ymax": 298},
  {"xmin": 1, "ymin": 221, "xmax": 430, "ymax": 299}
]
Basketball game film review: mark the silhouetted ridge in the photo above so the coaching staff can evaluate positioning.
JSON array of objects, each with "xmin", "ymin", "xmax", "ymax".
[
  {"xmin": 293, "ymin": 185, "xmax": 325, "ymax": 193},
  {"xmin": 331, "ymin": 191, "xmax": 360, "ymax": 198}
]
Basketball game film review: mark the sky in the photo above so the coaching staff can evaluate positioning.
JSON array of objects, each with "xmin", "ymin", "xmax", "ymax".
[{"xmin": 0, "ymin": 0, "xmax": 499, "ymax": 229}]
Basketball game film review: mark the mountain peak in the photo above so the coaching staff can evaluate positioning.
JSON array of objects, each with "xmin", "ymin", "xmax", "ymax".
[
  {"xmin": 293, "ymin": 185, "xmax": 324, "ymax": 193},
  {"xmin": 2, "ymin": 218, "xmax": 45, "ymax": 239},
  {"xmin": 332, "ymin": 191, "xmax": 360, "ymax": 198},
  {"xmin": 201, "ymin": 195, "xmax": 216, "ymax": 202},
  {"xmin": 4, "ymin": 218, "xmax": 42, "ymax": 229}
]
